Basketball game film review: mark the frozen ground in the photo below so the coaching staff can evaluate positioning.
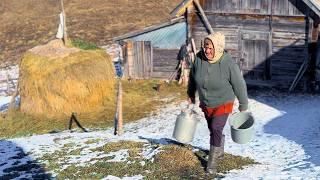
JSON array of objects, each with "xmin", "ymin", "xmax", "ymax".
[{"xmin": 0, "ymin": 91, "xmax": 320, "ymax": 179}]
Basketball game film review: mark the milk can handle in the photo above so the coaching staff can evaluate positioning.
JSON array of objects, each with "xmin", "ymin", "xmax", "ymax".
[{"xmin": 187, "ymin": 104, "xmax": 195, "ymax": 110}]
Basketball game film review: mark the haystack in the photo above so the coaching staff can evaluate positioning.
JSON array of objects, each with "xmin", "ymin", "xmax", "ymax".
[{"xmin": 19, "ymin": 39, "xmax": 115, "ymax": 118}]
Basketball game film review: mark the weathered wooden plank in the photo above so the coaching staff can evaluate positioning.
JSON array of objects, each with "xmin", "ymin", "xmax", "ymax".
[
  {"xmin": 272, "ymin": 46, "xmax": 306, "ymax": 52},
  {"xmin": 135, "ymin": 42, "xmax": 139, "ymax": 78},
  {"xmin": 127, "ymin": 41, "xmax": 134, "ymax": 78},
  {"xmin": 271, "ymin": 53, "xmax": 306, "ymax": 61},
  {"xmin": 153, "ymin": 58, "xmax": 178, "ymax": 63},
  {"xmin": 206, "ymin": 15, "xmax": 270, "ymax": 30},
  {"xmin": 272, "ymin": 16, "xmax": 305, "ymax": 24},
  {"xmin": 271, "ymin": 47, "xmax": 307, "ymax": 56},
  {"xmin": 272, "ymin": 67, "xmax": 300, "ymax": 75},
  {"xmin": 250, "ymin": 0, "xmax": 256, "ymax": 10},
  {"xmin": 272, "ymin": 31, "xmax": 306, "ymax": 40},
  {"xmin": 203, "ymin": 0, "xmax": 211, "ymax": 11},
  {"xmin": 153, "ymin": 49, "xmax": 180, "ymax": 58},
  {"xmin": 272, "ymin": 23, "xmax": 306, "ymax": 34},
  {"xmin": 151, "ymin": 71, "xmax": 175, "ymax": 79},
  {"xmin": 152, "ymin": 48, "xmax": 179, "ymax": 78},
  {"xmin": 272, "ymin": 38, "xmax": 306, "ymax": 47},
  {"xmin": 215, "ymin": 0, "xmax": 220, "ymax": 10},
  {"xmin": 200, "ymin": 0, "xmax": 304, "ymax": 16},
  {"xmin": 271, "ymin": 57, "xmax": 305, "ymax": 64},
  {"xmin": 271, "ymin": 59, "xmax": 305, "ymax": 68},
  {"xmin": 241, "ymin": 31, "xmax": 269, "ymax": 40},
  {"xmin": 153, "ymin": 62, "xmax": 176, "ymax": 68},
  {"xmin": 153, "ymin": 66, "xmax": 176, "ymax": 72},
  {"xmin": 153, "ymin": 61, "xmax": 177, "ymax": 67},
  {"xmin": 219, "ymin": 0, "xmax": 226, "ymax": 10},
  {"xmin": 288, "ymin": 0, "xmax": 295, "ymax": 15},
  {"xmin": 271, "ymin": 75, "xmax": 296, "ymax": 82},
  {"xmin": 241, "ymin": 0, "xmax": 249, "ymax": 10},
  {"xmin": 244, "ymin": 79, "xmax": 275, "ymax": 87},
  {"xmin": 232, "ymin": 0, "xmax": 239, "ymax": 10}
]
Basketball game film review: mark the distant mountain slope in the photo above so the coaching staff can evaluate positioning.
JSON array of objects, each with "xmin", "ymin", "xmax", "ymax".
[{"xmin": 0, "ymin": 0, "xmax": 181, "ymax": 66}]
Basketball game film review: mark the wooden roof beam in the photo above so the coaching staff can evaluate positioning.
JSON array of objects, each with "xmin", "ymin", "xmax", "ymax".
[{"xmin": 193, "ymin": 0, "xmax": 214, "ymax": 34}]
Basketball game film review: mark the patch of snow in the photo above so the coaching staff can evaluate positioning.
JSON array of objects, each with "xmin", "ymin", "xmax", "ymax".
[
  {"xmin": 140, "ymin": 146, "xmax": 162, "ymax": 160},
  {"xmin": 102, "ymin": 174, "xmax": 144, "ymax": 180},
  {"xmin": 106, "ymin": 149, "xmax": 129, "ymax": 162},
  {"xmin": 1, "ymin": 93, "xmax": 320, "ymax": 179}
]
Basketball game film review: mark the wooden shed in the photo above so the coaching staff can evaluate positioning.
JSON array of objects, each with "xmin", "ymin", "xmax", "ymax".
[
  {"xmin": 115, "ymin": 0, "xmax": 320, "ymax": 91},
  {"xmin": 176, "ymin": 0, "xmax": 320, "ymax": 91},
  {"xmin": 114, "ymin": 17, "xmax": 187, "ymax": 79}
]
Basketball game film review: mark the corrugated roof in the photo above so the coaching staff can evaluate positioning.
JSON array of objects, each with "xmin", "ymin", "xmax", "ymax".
[{"xmin": 114, "ymin": 17, "xmax": 186, "ymax": 49}]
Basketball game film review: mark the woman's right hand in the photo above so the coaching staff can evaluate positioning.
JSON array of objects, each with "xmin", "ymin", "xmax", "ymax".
[{"xmin": 187, "ymin": 97, "xmax": 195, "ymax": 104}]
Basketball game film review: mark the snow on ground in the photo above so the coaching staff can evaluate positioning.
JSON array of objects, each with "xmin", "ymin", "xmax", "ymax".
[
  {"xmin": 0, "ymin": 92, "xmax": 320, "ymax": 179},
  {"xmin": 0, "ymin": 65, "xmax": 19, "ymax": 96}
]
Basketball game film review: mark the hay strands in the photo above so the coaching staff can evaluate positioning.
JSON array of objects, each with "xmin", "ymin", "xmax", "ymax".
[{"xmin": 68, "ymin": 112, "xmax": 88, "ymax": 132}]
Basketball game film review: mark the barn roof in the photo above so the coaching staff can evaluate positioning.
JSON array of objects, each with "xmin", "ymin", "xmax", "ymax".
[
  {"xmin": 302, "ymin": 0, "xmax": 320, "ymax": 17},
  {"xmin": 170, "ymin": 0, "xmax": 193, "ymax": 17}
]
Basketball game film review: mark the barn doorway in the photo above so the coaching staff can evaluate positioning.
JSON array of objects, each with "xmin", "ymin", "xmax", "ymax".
[{"xmin": 240, "ymin": 30, "xmax": 271, "ymax": 81}]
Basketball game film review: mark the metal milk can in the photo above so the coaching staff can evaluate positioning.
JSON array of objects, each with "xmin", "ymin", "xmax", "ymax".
[{"xmin": 172, "ymin": 106, "xmax": 199, "ymax": 144}]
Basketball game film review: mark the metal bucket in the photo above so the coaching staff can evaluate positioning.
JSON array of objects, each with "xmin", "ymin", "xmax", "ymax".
[
  {"xmin": 172, "ymin": 108, "xmax": 198, "ymax": 143},
  {"xmin": 229, "ymin": 112, "xmax": 254, "ymax": 144}
]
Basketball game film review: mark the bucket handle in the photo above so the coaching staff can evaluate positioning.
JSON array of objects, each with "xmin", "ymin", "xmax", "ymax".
[{"xmin": 185, "ymin": 104, "xmax": 199, "ymax": 117}]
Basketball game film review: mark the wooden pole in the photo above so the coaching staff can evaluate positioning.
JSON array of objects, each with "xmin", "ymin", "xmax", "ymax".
[
  {"xmin": 60, "ymin": 0, "xmax": 68, "ymax": 45},
  {"xmin": 191, "ymin": 38, "xmax": 197, "ymax": 62},
  {"xmin": 193, "ymin": 0, "xmax": 214, "ymax": 34},
  {"xmin": 7, "ymin": 81, "xmax": 19, "ymax": 116},
  {"xmin": 6, "ymin": 73, "xmax": 10, "ymax": 94},
  {"xmin": 118, "ymin": 80, "xmax": 123, "ymax": 135},
  {"xmin": 114, "ymin": 79, "xmax": 123, "ymax": 135}
]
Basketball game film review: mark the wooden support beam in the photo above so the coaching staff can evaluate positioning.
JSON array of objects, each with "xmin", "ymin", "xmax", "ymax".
[
  {"xmin": 191, "ymin": 38, "xmax": 197, "ymax": 63},
  {"xmin": 289, "ymin": 60, "xmax": 308, "ymax": 92},
  {"xmin": 193, "ymin": 0, "xmax": 214, "ymax": 34}
]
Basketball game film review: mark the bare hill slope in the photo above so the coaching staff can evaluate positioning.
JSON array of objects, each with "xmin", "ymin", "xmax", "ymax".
[{"xmin": 0, "ymin": 0, "xmax": 181, "ymax": 66}]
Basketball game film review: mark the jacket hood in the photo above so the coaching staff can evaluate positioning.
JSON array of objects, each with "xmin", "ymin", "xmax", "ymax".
[{"xmin": 204, "ymin": 32, "xmax": 225, "ymax": 63}]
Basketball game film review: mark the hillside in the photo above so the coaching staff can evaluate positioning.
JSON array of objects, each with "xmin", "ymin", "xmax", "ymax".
[{"xmin": 0, "ymin": 0, "xmax": 181, "ymax": 67}]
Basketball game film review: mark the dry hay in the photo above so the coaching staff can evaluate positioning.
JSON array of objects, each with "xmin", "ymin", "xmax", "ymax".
[
  {"xmin": 19, "ymin": 40, "xmax": 115, "ymax": 119},
  {"xmin": 29, "ymin": 39, "xmax": 79, "ymax": 59}
]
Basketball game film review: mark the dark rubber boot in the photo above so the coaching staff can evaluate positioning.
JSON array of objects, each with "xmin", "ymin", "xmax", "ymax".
[
  {"xmin": 206, "ymin": 145, "xmax": 220, "ymax": 174},
  {"xmin": 218, "ymin": 135, "xmax": 225, "ymax": 159}
]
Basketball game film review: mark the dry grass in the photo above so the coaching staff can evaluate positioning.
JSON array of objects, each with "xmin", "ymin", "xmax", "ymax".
[
  {"xmin": 0, "ymin": 0, "xmax": 181, "ymax": 66},
  {"xmin": 0, "ymin": 80, "xmax": 186, "ymax": 138},
  {"xmin": 35, "ymin": 141, "xmax": 257, "ymax": 179},
  {"xmin": 19, "ymin": 45, "xmax": 115, "ymax": 118}
]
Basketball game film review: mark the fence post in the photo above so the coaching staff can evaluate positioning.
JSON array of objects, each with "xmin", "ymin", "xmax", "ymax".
[{"xmin": 114, "ymin": 79, "xmax": 123, "ymax": 135}]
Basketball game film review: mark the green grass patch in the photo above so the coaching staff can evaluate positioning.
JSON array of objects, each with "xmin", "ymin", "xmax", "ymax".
[
  {"xmin": 92, "ymin": 140, "xmax": 146, "ymax": 153},
  {"xmin": 0, "ymin": 80, "xmax": 186, "ymax": 138},
  {"xmin": 37, "ymin": 141, "xmax": 257, "ymax": 179},
  {"xmin": 70, "ymin": 39, "xmax": 100, "ymax": 50},
  {"xmin": 84, "ymin": 139, "xmax": 101, "ymax": 145}
]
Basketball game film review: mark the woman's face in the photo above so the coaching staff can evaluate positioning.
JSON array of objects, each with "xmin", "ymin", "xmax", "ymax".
[{"xmin": 204, "ymin": 39, "xmax": 214, "ymax": 59}]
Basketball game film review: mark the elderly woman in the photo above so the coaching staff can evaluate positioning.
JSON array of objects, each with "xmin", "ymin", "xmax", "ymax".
[{"xmin": 187, "ymin": 32, "xmax": 248, "ymax": 174}]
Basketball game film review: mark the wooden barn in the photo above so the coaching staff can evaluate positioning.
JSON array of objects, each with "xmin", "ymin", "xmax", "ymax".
[{"xmin": 115, "ymin": 0, "xmax": 320, "ymax": 91}]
